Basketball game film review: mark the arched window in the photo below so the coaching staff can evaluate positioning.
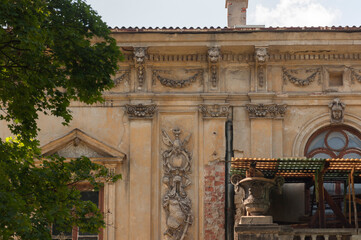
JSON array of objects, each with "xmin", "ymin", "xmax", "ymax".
[
  {"xmin": 304, "ymin": 125, "xmax": 361, "ymax": 219},
  {"xmin": 305, "ymin": 125, "xmax": 361, "ymax": 159}
]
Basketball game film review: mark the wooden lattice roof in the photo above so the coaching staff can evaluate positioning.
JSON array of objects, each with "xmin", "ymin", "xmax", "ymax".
[{"xmin": 231, "ymin": 158, "xmax": 361, "ymax": 180}]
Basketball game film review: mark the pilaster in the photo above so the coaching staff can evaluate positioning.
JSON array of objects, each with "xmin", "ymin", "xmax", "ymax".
[{"xmin": 126, "ymin": 103, "xmax": 157, "ymax": 240}]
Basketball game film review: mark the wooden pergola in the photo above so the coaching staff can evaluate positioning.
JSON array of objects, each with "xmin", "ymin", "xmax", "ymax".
[{"xmin": 231, "ymin": 157, "xmax": 361, "ymax": 228}]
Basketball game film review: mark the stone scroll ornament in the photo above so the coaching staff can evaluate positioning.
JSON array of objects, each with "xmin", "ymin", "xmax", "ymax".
[
  {"xmin": 282, "ymin": 67, "xmax": 321, "ymax": 86},
  {"xmin": 134, "ymin": 47, "xmax": 147, "ymax": 89},
  {"xmin": 161, "ymin": 128, "xmax": 193, "ymax": 240},
  {"xmin": 152, "ymin": 69, "xmax": 203, "ymax": 88}
]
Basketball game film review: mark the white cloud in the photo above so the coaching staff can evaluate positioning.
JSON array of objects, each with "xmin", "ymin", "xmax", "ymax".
[{"xmin": 249, "ymin": 0, "xmax": 341, "ymax": 27}]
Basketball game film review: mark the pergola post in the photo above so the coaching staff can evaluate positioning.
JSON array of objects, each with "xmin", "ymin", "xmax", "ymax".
[{"xmin": 317, "ymin": 170, "xmax": 326, "ymax": 228}]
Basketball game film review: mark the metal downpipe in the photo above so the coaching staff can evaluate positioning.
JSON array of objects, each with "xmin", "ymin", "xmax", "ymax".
[{"xmin": 225, "ymin": 118, "xmax": 234, "ymax": 240}]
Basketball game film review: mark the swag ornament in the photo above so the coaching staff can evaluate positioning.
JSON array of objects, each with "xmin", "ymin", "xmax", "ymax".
[
  {"xmin": 152, "ymin": 69, "xmax": 203, "ymax": 88},
  {"xmin": 162, "ymin": 128, "xmax": 193, "ymax": 240},
  {"xmin": 282, "ymin": 67, "xmax": 321, "ymax": 86}
]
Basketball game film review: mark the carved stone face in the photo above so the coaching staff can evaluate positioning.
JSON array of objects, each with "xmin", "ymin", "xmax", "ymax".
[
  {"xmin": 208, "ymin": 47, "xmax": 220, "ymax": 63},
  {"xmin": 332, "ymin": 109, "xmax": 342, "ymax": 120},
  {"xmin": 255, "ymin": 47, "xmax": 268, "ymax": 62},
  {"xmin": 329, "ymin": 98, "xmax": 345, "ymax": 123},
  {"xmin": 134, "ymin": 48, "xmax": 146, "ymax": 63}
]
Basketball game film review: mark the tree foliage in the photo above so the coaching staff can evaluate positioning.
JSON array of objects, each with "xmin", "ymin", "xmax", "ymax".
[{"xmin": 0, "ymin": 0, "xmax": 122, "ymax": 239}]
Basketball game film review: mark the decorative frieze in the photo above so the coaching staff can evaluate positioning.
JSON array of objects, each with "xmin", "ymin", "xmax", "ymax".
[
  {"xmin": 162, "ymin": 128, "xmax": 193, "ymax": 240},
  {"xmin": 199, "ymin": 104, "xmax": 230, "ymax": 119},
  {"xmin": 152, "ymin": 69, "xmax": 203, "ymax": 88},
  {"xmin": 134, "ymin": 47, "xmax": 147, "ymax": 89},
  {"xmin": 113, "ymin": 69, "xmax": 130, "ymax": 86},
  {"xmin": 208, "ymin": 47, "xmax": 220, "ymax": 88},
  {"xmin": 245, "ymin": 103, "xmax": 287, "ymax": 119},
  {"xmin": 329, "ymin": 98, "xmax": 345, "ymax": 124},
  {"xmin": 282, "ymin": 67, "xmax": 321, "ymax": 86},
  {"xmin": 124, "ymin": 104, "xmax": 157, "ymax": 119}
]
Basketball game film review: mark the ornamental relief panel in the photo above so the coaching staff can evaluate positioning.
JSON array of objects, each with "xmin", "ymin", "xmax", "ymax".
[
  {"xmin": 161, "ymin": 128, "xmax": 193, "ymax": 240},
  {"xmin": 152, "ymin": 68, "xmax": 204, "ymax": 90}
]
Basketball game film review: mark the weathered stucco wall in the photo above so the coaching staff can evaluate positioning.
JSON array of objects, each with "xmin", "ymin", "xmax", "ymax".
[{"xmin": 2, "ymin": 29, "xmax": 361, "ymax": 240}]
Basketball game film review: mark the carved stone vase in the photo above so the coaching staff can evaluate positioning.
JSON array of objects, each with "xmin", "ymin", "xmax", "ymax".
[{"xmin": 232, "ymin": 176, "xmax": 284, "ymax": 216}]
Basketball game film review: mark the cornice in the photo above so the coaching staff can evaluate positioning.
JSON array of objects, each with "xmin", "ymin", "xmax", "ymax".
[
  {"xmin": 248, "ymin": 92, "xmax": 276, "ymax": 102},
  {"xmin": 121, "ymin": 52, "xmax": 361, "ymax": 64}
]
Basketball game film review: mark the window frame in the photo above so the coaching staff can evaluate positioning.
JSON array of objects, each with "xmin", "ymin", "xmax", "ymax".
[
  {"xmin": 51, "ymin": 183, "xmax": 104, "ymax": 240},
  {"xmin": 304, "ymin": 125, "xmax": 361, "ymax": 158}
]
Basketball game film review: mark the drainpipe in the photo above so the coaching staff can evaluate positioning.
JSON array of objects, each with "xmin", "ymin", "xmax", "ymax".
[{"xmin": 225, "ymin": 118, "xmax": 234, "ymax": 240}]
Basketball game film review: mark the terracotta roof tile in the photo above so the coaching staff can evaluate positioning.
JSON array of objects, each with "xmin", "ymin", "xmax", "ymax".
[{"xmin": 110, "ymin": 26, "xmax": 361, "ymax": 33}]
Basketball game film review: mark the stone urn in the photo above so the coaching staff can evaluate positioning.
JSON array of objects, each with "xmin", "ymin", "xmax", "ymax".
[{"xmin": 231, "ymin": 175, "xmax": 284, "ymax": 216}]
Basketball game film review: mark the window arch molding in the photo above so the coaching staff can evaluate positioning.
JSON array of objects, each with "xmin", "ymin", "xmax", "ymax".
[
  {"xmin": 292, "ymin": 113, "xmax": 361, "ymax": 157},
  {"xmin": 304, "ymin": 125, "xmax": 361, "ymax": 159}
]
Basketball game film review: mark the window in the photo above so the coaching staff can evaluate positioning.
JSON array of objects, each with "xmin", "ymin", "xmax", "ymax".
[
  {"xmin": 304, "ymin": 125, "xmax": 361, "ymax": 218},
  {"xmin": 305, "ymin": 125, "xmax": 361, "ymax": 159},
  {"xmin": 52, "ymin": 188, "xmax": 103, "ymax": 240}
]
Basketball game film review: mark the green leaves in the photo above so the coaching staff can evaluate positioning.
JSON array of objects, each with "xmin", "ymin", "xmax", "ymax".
[
  {"xmin": 0, "ymin": 0, "xmax": 122, "ymax": 239},
  {"xmin": 0, "ymin": 0, "xmax": 122, "ymax": 141},
  {"xmin": 0, "ymin": 139, "xmax": 121, "ymax": 240}
]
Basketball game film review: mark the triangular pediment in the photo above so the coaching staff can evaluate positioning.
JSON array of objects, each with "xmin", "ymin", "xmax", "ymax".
[{"xmin": 41, "ymin": 129, "xmax": 126, "ymax": 162}]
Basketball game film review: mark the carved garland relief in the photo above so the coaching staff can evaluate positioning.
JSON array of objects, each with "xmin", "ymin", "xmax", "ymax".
[
  {"xmin": 162, "ymin": 128, "xmax": 193, "ymax": 240},
  {"xmin": 282, "ymin": 67, "xmax": 321, "ymax": 86},
  {"xmin": 152, "ymin": 69, "xmax": 204, "ymax": 88},
  {"xmin": 113, "ymin": 69, "xmax": 130, "ymax": 86}
]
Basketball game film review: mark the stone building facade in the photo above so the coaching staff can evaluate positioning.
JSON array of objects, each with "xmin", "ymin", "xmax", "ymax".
[{"xmin": 2, "ymin": 1, "xmax": 361, "ymax": 240}]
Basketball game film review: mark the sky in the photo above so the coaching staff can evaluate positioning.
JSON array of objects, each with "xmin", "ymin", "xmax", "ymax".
[{"xmin": 86, "ymin": 0, "xmax": 361, "ymax": 28}]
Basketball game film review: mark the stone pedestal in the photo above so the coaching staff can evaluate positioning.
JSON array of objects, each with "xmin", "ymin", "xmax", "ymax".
[
  {"xmin": 239, "ymin": 216, "xmax": 273, "ymax": 225},
  {"xmin": 235, "ymin": 220, "xmax": 293, "ymax": 240}
]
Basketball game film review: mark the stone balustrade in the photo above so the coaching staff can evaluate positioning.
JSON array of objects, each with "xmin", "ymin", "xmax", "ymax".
[
  {"xmin": 292, "ymin": 229, "xmax": 357, "ymax": 240},
  {"xmin": 236, "ymin": 225, "xmax": 359, "ymax": 240}
]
